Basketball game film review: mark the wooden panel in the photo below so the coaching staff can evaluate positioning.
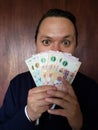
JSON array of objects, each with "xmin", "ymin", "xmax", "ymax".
[
  {"xmin": 0, "ymin": 0, "xmax": 98, "ymax": 106},
  {"xmin": 66, "ymin": 0, "xmax": 98, "ymax": 81}
]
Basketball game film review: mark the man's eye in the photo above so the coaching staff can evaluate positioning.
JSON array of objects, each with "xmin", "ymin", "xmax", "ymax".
[
  {"xmin": 62, "ymin": 40, "xmax": 71, "ymax": 46},
  {"xmin": 42, "ymin": 40, "xmax": 50, "ymax": 46}
]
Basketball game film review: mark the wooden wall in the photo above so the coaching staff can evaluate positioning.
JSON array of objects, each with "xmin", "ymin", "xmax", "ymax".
[{"xmin": 0, "ymin": 0, "xmax": 98, "ymax": 106}]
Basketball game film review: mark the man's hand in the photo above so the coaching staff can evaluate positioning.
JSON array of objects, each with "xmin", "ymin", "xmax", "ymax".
[
  {"xmin": 45, "ymin": 79, "xmax": 83, "ymax": 130},
  {"xmin": 26, "ymin": 85, "xmax": 56, "ymax": 121}
]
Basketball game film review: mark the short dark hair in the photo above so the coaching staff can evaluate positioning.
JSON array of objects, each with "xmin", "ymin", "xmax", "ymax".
[{"xmin": 35, "ymin": 8, "xmax": 78, "ymax": 45}]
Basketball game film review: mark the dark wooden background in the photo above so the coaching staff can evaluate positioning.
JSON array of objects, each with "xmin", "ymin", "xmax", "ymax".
[{"xmin": 0, "ymin": 0, "xmax": 98, "ymax": 106}]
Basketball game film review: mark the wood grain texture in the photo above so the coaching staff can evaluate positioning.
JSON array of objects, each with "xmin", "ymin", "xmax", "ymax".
[{"xmin": 0, "ymin": 0, "xmax": 98, "ymax": 106}]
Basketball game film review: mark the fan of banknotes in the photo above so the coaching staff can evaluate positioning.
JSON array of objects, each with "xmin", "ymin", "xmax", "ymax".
[{"xmin": 25, "ymin": 51, "xmax": 81, "ymax": 87}]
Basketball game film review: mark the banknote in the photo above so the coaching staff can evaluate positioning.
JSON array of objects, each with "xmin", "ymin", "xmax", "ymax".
[{"xmin": 25, "ymin": 51, "xmax": 81, "ymax": 86}]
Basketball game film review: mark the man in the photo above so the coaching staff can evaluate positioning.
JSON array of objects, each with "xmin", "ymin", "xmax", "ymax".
[{"xmin": 0, "ymin": 8, "xmax": 98, "ymax": 130}]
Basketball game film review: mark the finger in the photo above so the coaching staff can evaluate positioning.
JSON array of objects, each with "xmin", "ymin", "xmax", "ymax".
[
  {"xmin": 29, "ymin": 91, "xmax": 52, "ymax": 100},
  {"xmin": 33, "ymin": 99, "xmax": 52, "ymax": 107},
  {"xmin": 61, "ymin": 78, "xmax": 77, "ymax": 99},
  {"xmin": 28, "ymin": 100, "xmax": 51, "ymax": 115},
  {"xmin": 38, "ymin": 106, "xmax": 50, "ymax": 114},
  {"xmin": 47, "ymin": 89, "xmax": 69, "ymax": 101},
  {"xmin": 46, "ymin": 91, "xmax": 77, "ymax": 109},
  {"xmin": 48, "ymin": 108, "xmax": 67, "ymax": 117},
  {"xmin": 45, "ymin": 97, "xmax": 69, "ymax": 109},
  {"xmin": 29, "ymin": 85, "xmax": 56, "ymax": 94}
]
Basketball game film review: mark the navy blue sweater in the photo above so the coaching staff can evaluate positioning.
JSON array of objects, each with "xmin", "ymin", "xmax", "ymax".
[{"xmin": 0, "ymin": 71, "xmax": 98, "ymax": 130}]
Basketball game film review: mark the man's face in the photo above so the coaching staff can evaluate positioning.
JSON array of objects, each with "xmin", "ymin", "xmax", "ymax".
[{"xmin": 36, "ymin": 17, "xmax": 77, "ymax": 54}]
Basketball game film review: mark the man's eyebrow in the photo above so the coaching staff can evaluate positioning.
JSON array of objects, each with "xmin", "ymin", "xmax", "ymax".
[
  {"xmin": 40, "ymin": 36, "xmax": 51, "ymax": 38},
  {"xmin": 40, "ymin": 36, "xmax": 52, "ymax": 39},
  {"xmin": 40, "ymin": 35, "xmax": 72, "ymax": 38},
  {"xmin": 63, "ymin": 35, "xmax": 73, "ymax": 38}
]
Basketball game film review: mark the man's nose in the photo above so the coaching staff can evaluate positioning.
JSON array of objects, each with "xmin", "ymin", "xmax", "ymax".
[{"xmin": 50, "ymin": 44, "xmax": 60, "ymax": 51}]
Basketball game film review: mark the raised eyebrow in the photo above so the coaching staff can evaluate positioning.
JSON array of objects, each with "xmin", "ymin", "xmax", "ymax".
[
  {"xmin": 40, "ymin": 36, "xmax": 52, "ymax": 39},
  {"xmin": 41, "ymin": 35, "xmax": 71, "ymax": 38},
  {"xmin": 63, "ymin": 35, "xmax": 72, "ymax": 39},
  {"xmin": 40, "ymin": 35, "xmax": 73, "ymax": 40}
]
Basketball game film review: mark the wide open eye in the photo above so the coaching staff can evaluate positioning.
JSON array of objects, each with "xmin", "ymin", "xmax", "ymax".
[
  {"xmin": 42, "ymin": 40, "xmax": 50, "ymax": 46},
  {"xmin": 62, "ymin": 40, "xmax": 71, "ymax": 46}
]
